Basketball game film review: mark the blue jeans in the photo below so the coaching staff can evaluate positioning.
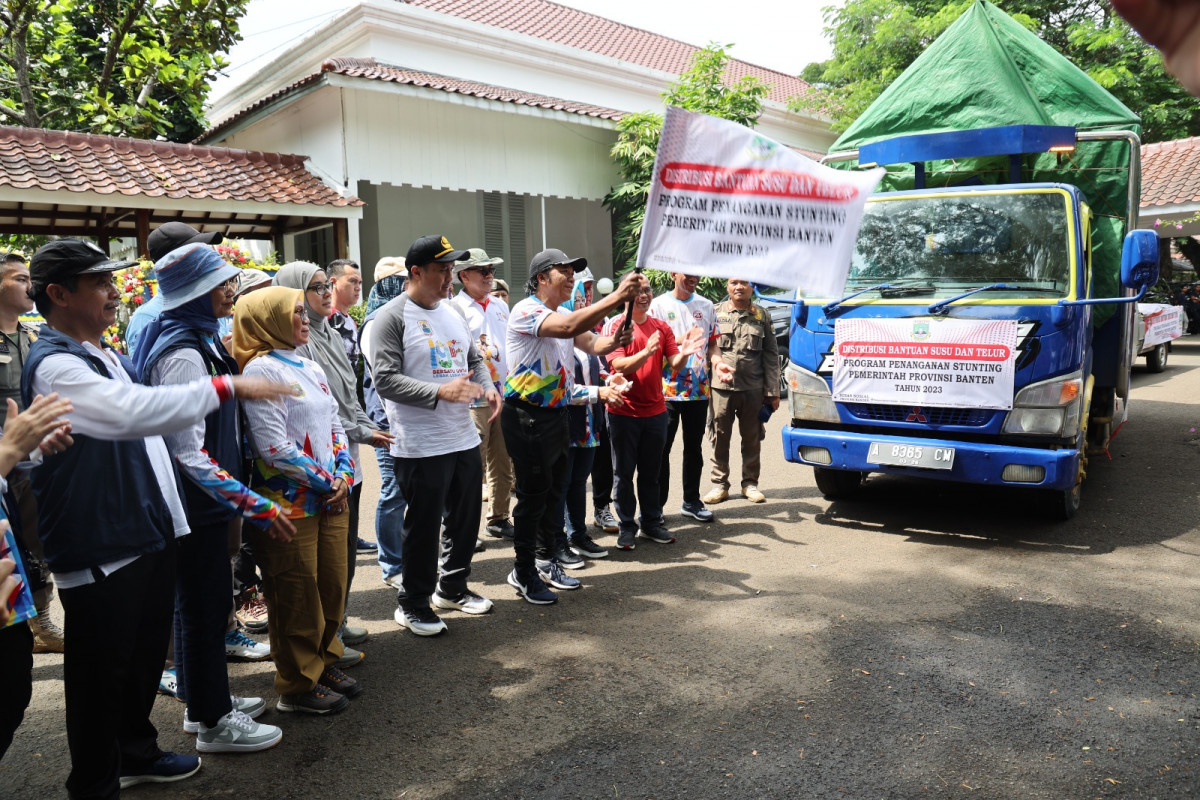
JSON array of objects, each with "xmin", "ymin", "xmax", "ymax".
[{"xmin": 374, "ymin": 445, "xmax": 407, "ymax": 582}]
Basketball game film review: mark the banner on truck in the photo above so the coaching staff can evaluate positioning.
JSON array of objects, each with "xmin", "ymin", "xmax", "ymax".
[
  {"xmin": 638, "ymin": 107, "xmax": 885, "ymax": 296},
  {"xmin": 832, "ymin": 318, "xmax": 1019, "ymax": 410},
  {"xmin": 1138, "ymin": 303, "xmax": 1185, "ymax": 349}
]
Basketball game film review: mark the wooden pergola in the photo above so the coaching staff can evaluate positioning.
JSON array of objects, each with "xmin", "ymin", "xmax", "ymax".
[{"xmin": 0, "ymin": 126, "xmax": 363, "ymax": 257}]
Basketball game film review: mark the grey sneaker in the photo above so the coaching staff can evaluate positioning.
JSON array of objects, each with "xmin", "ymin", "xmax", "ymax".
[
  {"xmin": 276, "ymin": 686, "xmax": 349, "ymax": 715},
  {"xmin": 616, "ymin": 530, "xmax": 636, "ymax": 550},
  {"xmin": 593, "ymin": 506, "xmax": 619, "ymax": 533},
  {"xmin": 318, "ymin": 665, "xmax": 362, "ymax": 699},
  {"xmin": 196, "ymin": 710, "xmax": 283, "ymax": 753},
  {"xmin": 339, "ymin": 624, "xmax": 368, "ymax": 646},
  {"xmin": 432, "ymin": 589, "xmax": 494, "ymax": 615},
  {"xmin": 335, "ymin": 646, "xmax": 365, "ymax": 669},
  {"xmin": 184, "ymin": 695, "xmax": 266, "ymax": 734}
]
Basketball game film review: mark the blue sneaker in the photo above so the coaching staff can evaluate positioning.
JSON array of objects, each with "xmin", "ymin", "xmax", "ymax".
[
  {"xmin": 224, "ymin": 629, "xmax": 270, "ymax": 661},
  {"xmin": 536, "ymin": 559, "xmax": 582, "ymax": 591},
  {"xmin": 507, "ymin": 568, "xmax": 557, "ymax": 604},
  {"xmin": 119, "ymin": 752, "xmax": 201, "ymax": 788},
  {"xmin": 680, "ymin": 501, "xmax": 714, "ymax": 522},
  {"xmin": 356, "ymin": 537, "xmax": 378, "ymax": 553},
  {"xmin": 158, "ymin": 668, "xmax": 178, "ymax": 698}
]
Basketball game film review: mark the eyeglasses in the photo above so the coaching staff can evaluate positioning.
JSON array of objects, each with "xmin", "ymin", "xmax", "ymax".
[
  {"xmin": 221, "ymin": 277, "xmax": 238, "ymax": 291},
  {"xmin": 465, "ymin": 267, "xmax": 496, "ymax": 276},
  {"xmin": 306, "ymin": 281, "xmax": 334, "ymax": 296}
]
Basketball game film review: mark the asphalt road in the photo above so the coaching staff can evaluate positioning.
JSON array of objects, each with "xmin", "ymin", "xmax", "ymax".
[{"xmin": 5, "ymin": 339, "xmax": 1200, "ymax": 799}]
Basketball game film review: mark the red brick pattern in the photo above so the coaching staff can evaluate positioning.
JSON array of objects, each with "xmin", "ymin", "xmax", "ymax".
[
  {"xmin": 1141, "ymin": 136, "xmax": 1200, "ymax": 208},
  {"xmin": 0, "ymin": 125, "xmax": 359, "ymax": 206}
]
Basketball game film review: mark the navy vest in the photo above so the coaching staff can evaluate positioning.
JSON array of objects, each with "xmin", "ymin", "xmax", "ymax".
[
  {"xmin": 141, "ymin": 331, "xmax": 242, "ymax": 527},
  {"xmin": 20, "ymin": 327, "xmax": 174, "ymax": 573}
]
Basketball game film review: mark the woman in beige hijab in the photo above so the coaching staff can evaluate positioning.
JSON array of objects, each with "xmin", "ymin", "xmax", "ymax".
[{"xmin": 233, "ymin": 287, "xmax": 364, "ymax": 715}]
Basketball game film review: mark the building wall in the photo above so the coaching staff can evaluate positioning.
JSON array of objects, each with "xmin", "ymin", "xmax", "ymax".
[{"xmin": 358, "ymin": 182, "xmax": 613, "ymax": 298}]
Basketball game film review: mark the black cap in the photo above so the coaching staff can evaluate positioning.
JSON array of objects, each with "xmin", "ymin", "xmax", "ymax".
[
  {"xmin": 147, "ymin": 221, "xmax": 222, "ymax": 262},
  {"xmin": 30, "ymin": 239, "xmax": 136, "ymax": 286},
  {"xmin": 528, "ymin": 248, "xmax": 587, "ymax": 280},
  {"xmin": 405, "ymin": 235, "xmax": 469, "ymax": 268}
]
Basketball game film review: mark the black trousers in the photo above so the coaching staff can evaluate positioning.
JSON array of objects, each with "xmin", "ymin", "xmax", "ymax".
[
  {"xmin": 173, "ymin": 519, "xmax": 234, "ymax": 726},
  {"xmin": 608, "ymin": 411, "xmax": 669, "ymax": 533},
  {"xmin": 60, "ymin": 542, "xmax": 176, "ymax": 800},
  {"xmin": 393, "ymin": 448, "xmax": 482, "ymax": 609},
  {"xmin": 591, "ymin": 423, "xmax": 613, "ymax": 510},
  {"xmin": 501, "ymin": 402, "xmax": 569, "ymax": 573},
  {"xmin": 0, "ymin": 620, "xmax": 32, "ymax": 762},
  {"xmin": 344, "ymin": 482, "xmax": 363, "ymax": 616},
  {"xmin": 659, "ymin": 399, "xmax": 709, "ymax": 507}
]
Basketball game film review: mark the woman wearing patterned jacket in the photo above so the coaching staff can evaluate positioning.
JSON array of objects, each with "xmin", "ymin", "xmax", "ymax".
[{"xmin": 233, "ymin": 286, "xmax": 359, "ymax": 716}]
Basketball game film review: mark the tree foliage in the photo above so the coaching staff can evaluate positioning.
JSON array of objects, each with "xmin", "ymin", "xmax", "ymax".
[
  {"xmin": 793, "ymin": 0, "xmax": 1200, "ymax": 143},
  {"xmin": 0, "ymin": 0, "xmax": 250, "ymax": 142},
  {"xmin": 604, "ymin": 44, "xmax": 769, "ymax": 299}
]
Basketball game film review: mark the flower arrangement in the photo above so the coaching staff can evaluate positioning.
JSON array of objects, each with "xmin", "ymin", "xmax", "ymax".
[{"xmin": 21, "ymin": 240, "xmax": 280, "ymax": 354}]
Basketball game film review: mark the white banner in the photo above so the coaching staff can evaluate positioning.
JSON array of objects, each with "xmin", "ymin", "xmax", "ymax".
[
  {"xmin": 638, "ymin": 107, "xmax": 884, "ymax": 296},
  {"xmin": 832, "ymin": 318, "xmax": 1019, "ymax": 410},
  {"xmin": 1138, "ymin": 303, "xmax": 1185, "ymax": 349}
]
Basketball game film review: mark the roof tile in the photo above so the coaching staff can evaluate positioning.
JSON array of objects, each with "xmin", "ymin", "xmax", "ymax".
[
  {"xmin": 0, "ymin": 125, "xmax": 361, "ymax": 207},
  {"xmin": 1141, "ymin": 136, "xmax": 1200, "ymax": 209}
]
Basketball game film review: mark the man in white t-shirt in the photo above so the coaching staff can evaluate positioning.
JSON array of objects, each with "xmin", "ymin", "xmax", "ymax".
[
  {"xmin": 451, "ymin": 249, "xmax": 515, "ymax": 540},
  {"xmin": 368, "ymin": 235, "xmax": 501, "ymax": 636},
  {"xmin": 648, "ymin": 273, "xmax": 720, "ymax": 523}
]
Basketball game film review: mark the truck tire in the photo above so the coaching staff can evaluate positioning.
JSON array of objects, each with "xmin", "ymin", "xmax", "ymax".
[
  {"xmin": 1145, "ymin": 343, "xmax": 1168, "ymax": 373},
  {"xmin": 1043, "ymin": 482, "xmax": 1080, "ymax": 521},
  {"xmin": 814, "ymin": 467, "xmax": 863, "ymax": 500}
]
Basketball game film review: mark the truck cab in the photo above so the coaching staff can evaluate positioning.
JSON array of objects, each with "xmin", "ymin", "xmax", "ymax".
[{"xmin": 781, "ymin": 126, "xmax": 1157, "ymax": 519}]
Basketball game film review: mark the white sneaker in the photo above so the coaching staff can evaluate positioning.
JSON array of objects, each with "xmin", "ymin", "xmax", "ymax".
[
  {"xmin": 224, "ymin": 630, "xmax": 270, "ymax": 660},
  {"xmin": 184, "ymin": 696, "xmax": 267, "ymax": 734},
  {"xmin": 394, "ymin": 606, "xmax": 448, "ymax": 636},
  {"xmin": 382, "ymin": 573, "xmax": 404, "ymax": 590},
  {"xmin": 196, "ymin": 710, "xmax": 283, "ymax": 753},
  {"xmin": 432, "ymin": 589, "xmax": 494, "ymax": 615}
]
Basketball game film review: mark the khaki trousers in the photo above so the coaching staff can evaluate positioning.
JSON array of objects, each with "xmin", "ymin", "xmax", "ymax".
[
  {"xmin": 471, "ymin": 404, "xmax": 514, "ymax": 523},
  {"xmin": 251, "ymin": 510, "xmax": 348, "ymax": 696},
  {"xmin": 708, "ymin": 387, "xmax": 765, "ymax": 490}
]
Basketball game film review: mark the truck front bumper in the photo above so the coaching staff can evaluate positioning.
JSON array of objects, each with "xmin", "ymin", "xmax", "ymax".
[{"xmin": 782, "ymin": 426, "xmax": 1079, "ymax": 490}]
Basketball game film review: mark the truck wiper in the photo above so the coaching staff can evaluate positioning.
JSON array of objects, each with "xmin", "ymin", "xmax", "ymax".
[
  {"xmin": 928, "ymin": 283, "xmax": 1016, "ymax": 315},
  {"xmin": 879, "ymin": 285, "xmax": 936, "ymax": 297},
  {"xmin": 823, "ymin": 283, "xmax": 893, "ymax": 315}
]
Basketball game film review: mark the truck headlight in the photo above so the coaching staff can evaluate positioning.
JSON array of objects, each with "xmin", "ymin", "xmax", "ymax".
[
  {"xmin": 787, "ymin": 364, "xmax": 839, "ymax": 423},
  {"xmin": 1002, "ymin": 371, "xmax": 1083, "ymax": 436}
]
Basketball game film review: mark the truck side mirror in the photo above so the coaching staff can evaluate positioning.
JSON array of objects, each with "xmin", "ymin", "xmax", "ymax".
[{"xmin": 1121, "ymin": 230, "xmax": 1160, "ymax": 290}]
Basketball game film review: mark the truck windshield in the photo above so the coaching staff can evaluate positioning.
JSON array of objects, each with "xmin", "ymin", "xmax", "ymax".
[{"xmin": 845, "ymin": 191, "xmax": 1072, "ymax": 298}]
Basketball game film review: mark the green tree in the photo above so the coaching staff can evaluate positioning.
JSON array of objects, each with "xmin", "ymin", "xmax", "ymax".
[
  {"xmin": 605, "ymin": 43, "xmax": 769, "ymax": 299},
  {"xmin": 794, "ymin": 0, "xmax": 1200, "ymax": 143},
  {"xmin": 1, "ymin": 0, "xmax": 250, "ymax": 142}
]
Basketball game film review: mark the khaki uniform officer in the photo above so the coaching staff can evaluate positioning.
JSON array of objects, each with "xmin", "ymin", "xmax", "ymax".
[{"xmin": 703, "ymin": 278, "xmax": 780, "ymax": 505}]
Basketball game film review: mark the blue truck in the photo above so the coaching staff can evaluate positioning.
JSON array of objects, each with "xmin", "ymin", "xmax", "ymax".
[{"xmin": 779, "ymin": 124, "xmax": 1159, "ymax": 519}]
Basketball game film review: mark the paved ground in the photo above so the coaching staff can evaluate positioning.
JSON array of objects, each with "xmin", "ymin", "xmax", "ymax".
[{"xmin": 5, "ymin": 338, "xmax": 1200, "ymax": 798}]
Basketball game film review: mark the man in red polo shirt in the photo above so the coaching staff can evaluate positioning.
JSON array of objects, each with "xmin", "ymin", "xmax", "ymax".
[{"xmin": 605, "ymin": 283, "xmax": 704, "ymax": 550}]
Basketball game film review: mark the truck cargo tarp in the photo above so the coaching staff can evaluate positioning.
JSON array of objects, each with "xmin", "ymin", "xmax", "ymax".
[{"xmin": 830, "ymin": 0, "xmax": 1141, "ymax": 323}]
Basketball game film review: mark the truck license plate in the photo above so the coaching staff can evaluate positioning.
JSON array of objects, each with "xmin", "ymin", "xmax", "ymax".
[{"xmin": 866, "ymin": 442, "xmax": 955, "ymax": 470}]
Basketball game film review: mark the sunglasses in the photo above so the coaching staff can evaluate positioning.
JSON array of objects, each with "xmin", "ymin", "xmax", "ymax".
[
  {"xmin": 306, "ymin": 281, "xmax": 335, "ymax": 296},
  {"xmin": 464, "ymin": 267, "xmax": 496, "ymax": 276}
]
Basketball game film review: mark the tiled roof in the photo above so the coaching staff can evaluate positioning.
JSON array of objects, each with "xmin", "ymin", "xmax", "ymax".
[
  {"xmin": 406, "ymin": 0, "xmax": 813, "ymax": 105},
  {"xmin": 201, "ymin": 59, "xmax": 623, "ymax": 143},
  {"xmin": 323, "ymin": 58, "xmax": 624, "ymax": 119},
  {"xmin": 0, "ymin": 125, "xmax": 360, "ymax": 206},
  {"xmin": 1141, "ymin": 136, "xmax": 1200, "ymax": 208}
]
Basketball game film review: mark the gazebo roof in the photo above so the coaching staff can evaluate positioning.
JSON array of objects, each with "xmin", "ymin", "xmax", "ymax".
[{"xmin": 0, "ymin": 125, "xmax": 361, "ymax": 243}]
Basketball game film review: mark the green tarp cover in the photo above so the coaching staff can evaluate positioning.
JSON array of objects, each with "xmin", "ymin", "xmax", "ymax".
[{"xmin": 831, "ymin": 0, "xmax": 1141, "ymax": 322}]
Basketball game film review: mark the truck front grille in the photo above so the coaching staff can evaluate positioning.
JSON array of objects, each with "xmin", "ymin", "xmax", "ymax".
[{"xmin": 844, "ymin": 403, "xmax": 992, "ymax": 427}]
